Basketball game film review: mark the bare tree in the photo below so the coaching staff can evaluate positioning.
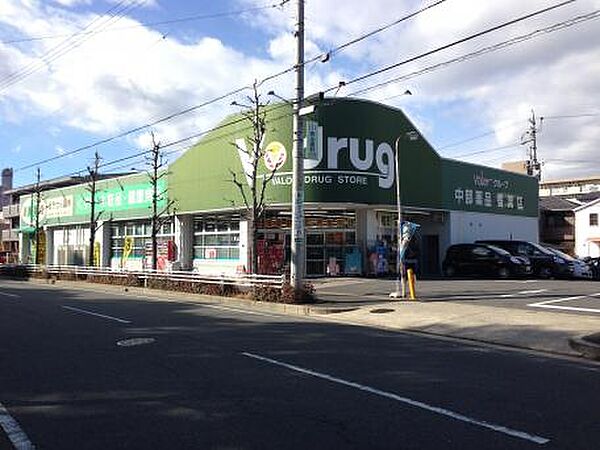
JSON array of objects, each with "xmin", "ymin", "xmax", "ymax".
[
  {"xmin": 230, "ymin": 82, "xmax": 280, "ymax": 274},
  {"xmin": 32, "ymin": 167, "xmax": 43, "ymax": 265},
  {"xmin": 146, "ymin": 132, "xmax": 176, "ymax": 271},
  {"xmin": 85, "ymin": 151, "xmax": 104, "ymax": 266}
]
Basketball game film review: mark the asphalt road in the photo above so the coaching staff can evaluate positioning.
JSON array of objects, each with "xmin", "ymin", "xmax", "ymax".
[
  {"xmin": 1, "ymin": 279, "xmax": 599, "ymax": 450},
  {"xmin": 315, "ymin": 278, "xmax": 600, "ymax": 315}
]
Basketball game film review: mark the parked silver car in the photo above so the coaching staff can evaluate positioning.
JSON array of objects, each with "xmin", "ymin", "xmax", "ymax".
[{"xmin": 543, "ymin": 247, "xmax": 593, "ymax": 280}]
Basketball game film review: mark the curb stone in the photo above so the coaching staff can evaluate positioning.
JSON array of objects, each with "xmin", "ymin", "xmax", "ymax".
[
  {"xmin": 22, "ymin": 277, "xmax": 358, "ymax": 316},
  {"xmin": 569, "ymin": 334, "xmax": 600, "ymax": 361}
]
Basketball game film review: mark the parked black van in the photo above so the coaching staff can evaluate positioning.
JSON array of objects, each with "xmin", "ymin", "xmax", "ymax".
[
  {"xmin": 443, "ymin": 243, "xmax": 532, "ymax": 278},
  {"xmin": 476, "ymin": 240, "xmax": 573, "ymax": 278}
]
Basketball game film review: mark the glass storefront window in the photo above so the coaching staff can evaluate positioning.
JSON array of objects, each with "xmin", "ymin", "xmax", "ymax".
[
  {"xmin": 192, "ymin": 216, "xmax": 240, "ymax": 261},
  {"xmin": 110, "ymin": 219, "xmax": 174, "ymax": 261},
  {"xmin": 307, "ymin": 233, "xmax": 324, "ymax": 245}
]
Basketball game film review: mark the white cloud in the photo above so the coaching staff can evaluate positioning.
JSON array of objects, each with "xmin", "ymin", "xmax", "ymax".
[
  {"xmin": 244, "ymin": 0, "xmax": 600, "ymax": 180},
  {"xmin": 0, "ymin": 0, "xmax": 599, "ymax": 182},
  {"xmin": 52, "ymin": 0, "xmax": 92, "ymax": 7}
]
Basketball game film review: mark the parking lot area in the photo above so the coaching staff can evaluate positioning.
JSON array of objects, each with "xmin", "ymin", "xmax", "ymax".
[{"xmin": 315, "ymin": 278, "xmax": 600, "ymax": 316}]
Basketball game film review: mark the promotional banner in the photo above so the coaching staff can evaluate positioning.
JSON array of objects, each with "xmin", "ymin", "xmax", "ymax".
[
  {"xmin": 398, "ymin": 221, "xmax": 420, "ymax": 261},
  {"xmin": 121, "ymin": 236, "xmax": 134, "ymax": 267}
]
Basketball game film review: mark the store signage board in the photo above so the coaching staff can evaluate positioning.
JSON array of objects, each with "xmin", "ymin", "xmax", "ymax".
[
  {"xmin": 169, "ymin": 98, "xmax": 538, "ymax": 217},
  {"xmin": 19, "ymin": 175, "xmax": 165, "ymax": 229}
]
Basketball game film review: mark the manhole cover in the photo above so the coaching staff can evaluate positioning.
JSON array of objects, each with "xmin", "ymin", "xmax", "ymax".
[
  {"xmin": 117, "ymin": 337, "xmax": 156, "ymax": 347},
  {"xmin": 370, "ymin": 308, "xmax": 395, "ymax": 314}
]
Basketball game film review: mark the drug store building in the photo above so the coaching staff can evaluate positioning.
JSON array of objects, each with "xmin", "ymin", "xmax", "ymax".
[
  {"xmin": 20, "ymin": 98, "xmax": 539, "ymax": 277},
  {"xmin": 168, "ymin": 97, "xmax": 538, "ymax": 277}
]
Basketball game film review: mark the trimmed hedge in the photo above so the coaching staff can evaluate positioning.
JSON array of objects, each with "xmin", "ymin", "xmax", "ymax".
[{"xmin": 1, "ymin": 266, "xmax": 316, "ymax": 304}]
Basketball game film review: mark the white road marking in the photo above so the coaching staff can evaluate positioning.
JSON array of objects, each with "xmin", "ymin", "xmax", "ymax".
[
  {"xmin": 0, "ymin": 401, "xmax": 36, "ymax": 450},
  {"xmin": 242, "ymin": 352, "xmax": 550, "ymax": 445},
  {"xmin": 499, "ymin": 289, "xmax": 548, "ymax": 298},
  {"xmin": 200, "ymin": 303, "xmax": 282, "ymax": 318},
  {"xmin": 117, "ymin": 337, "xmax": 156, "ymax": 347},
  {"xmin": 61, "ymin": 306, "xmax": 131, "ymax": 324},
  {"xmin": 530, "ymin": 304, "xmax": 600, "ymax": 314},
  {"xmin": 528, "ymin": 293, "xmax": 600, "ymax": 314},
  {"xmin": 0, "ymin": 292, "xmax": 19, "ymax": 298},
  {"xmin": 529, "ymin": 296, "xmax": 587, "ymax": 306},
  {"xmin": 492, "ymin": 279, "xmax": 540, "ymax": 283}
]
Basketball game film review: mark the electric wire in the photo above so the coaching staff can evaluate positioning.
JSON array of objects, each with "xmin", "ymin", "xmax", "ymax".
[
  {"xmin": 542, "ymin": 112, "xmax": 600, "ymax": 119},
  {"xmin": 13, "ymin": 0, "xmax": 444, "ymax": 173},
  {"xmin": 0, "ymin": 2, "xmax": 287, "ymax": 45},
  {"xmin": 12, "ymin": 0, "xmax": 589, "ymax": 177},
  {"xmin": 352, "ymin": 8, "xmax": 600, "ymax": 97},
  {"xmin": 0, "ymin": 0, "xmax": 142, "ymax": 92},
  {"xmin": 336, "ymin": 0, "xmax": 584, "ymax": 97}
]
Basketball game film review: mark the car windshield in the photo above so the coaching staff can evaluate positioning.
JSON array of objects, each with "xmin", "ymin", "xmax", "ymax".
[
  {"xmin": 486, "ymin": 245, "xmax": 511, "ymax": 256},
  {"xmin": 548, "ymin": 247, "xmax": 576, "ymax": 261},
  {"xmin": 530, "ymin": 243, "xmax": 556, "ymax": 256}
]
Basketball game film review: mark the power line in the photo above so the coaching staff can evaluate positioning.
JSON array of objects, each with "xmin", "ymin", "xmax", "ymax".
[
  {"xmin": 0, "ymin": 2, "xmax": 286, "ymax": 45},
  {"xmin": 51, "ymin": 104, "xmax": 295, "ymax": 181},
  {"xmin": 323, "ymin": 0, "xmax": 448, "ymax": 60},
  {"xmin": 14, "ymin": 0, "xmax": 442, "ymax": 172},
  {"xmin": 447, "ymin": 143, "xmax": 521, "ymax": 159},
  {"xmin": 328, "ymin": 0, "xmax": 580, "ymax": 96},
  {"xmin": 436, "ymin": 121, "xmax": 522, "ymax": 150},
  {"xmin": 357, "ymin": 9, "xmax": 600, "ymax": 98},
  {"xmin": 15, "ymin": 85, "xmax": 249, "ymax": 172},
  {"xmin": 0, "ymin": 0, "xmax": 142, "ymax": 92},
  {"xmin": 542, "ymin": 112, "xmax": 600, "ymax": 119}
]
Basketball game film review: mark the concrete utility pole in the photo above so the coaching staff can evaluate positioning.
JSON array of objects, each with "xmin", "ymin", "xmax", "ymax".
[
  {"xmin": 290, "ymin": 0, "xmax": 305, "ymax": 289},
  {"xmin": 524, "ymin": 109, "xmax": 542, "ymax": 180}
]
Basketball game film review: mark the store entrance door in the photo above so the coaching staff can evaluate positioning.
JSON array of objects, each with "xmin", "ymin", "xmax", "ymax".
[{"xmin": 422, "ymin": 234, "xmax": 440, "ymax": 276}]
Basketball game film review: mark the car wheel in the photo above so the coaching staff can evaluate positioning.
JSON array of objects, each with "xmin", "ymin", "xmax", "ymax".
[
  {"xmin": 444, "ymin": 266, "xmax": 456, "ymax": 277},
  {"xmin": 497, "ymin": 267, "xmax": 510, "ymax": 279},
  {"xmin": 538, "ymin": 267, "xmax": 552, "ymax": 279}
]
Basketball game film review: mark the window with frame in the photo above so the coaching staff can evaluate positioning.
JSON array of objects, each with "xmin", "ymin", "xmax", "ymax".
[
  {"xmin": 110, "ymin": 219, "xmax": 174, "ymax": 258},
  {"xmin": 590, "ymin": 213, "xmax": 598, "ymax": 226},
  {"xmin": 193, "ymin": 217, "xmax": 240, "ymax": 260}
]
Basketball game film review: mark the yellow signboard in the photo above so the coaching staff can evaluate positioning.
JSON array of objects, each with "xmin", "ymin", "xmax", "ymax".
[
  {"xmin": 35, "ymin": 231, "xmax": 46, "ymax": 265},
  {"xmin": 93, "ymin": 242, "xmax": 101, "ymax": 267},
  {"xmin": 121, "ymin": 236, "xmax": 133, "ymax": 267}
]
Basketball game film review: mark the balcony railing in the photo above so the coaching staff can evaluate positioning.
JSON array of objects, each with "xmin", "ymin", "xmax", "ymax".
[
  {"xmin": 1, "ymin": 229, "xmax": 19, "ymax": 242},
  {"xmin": 1, "ymin": 204, "xmax": 19, "ymax": 218}
]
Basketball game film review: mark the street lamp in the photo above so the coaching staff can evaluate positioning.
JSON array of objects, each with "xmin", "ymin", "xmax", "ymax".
[
  {"xmin": 389, "ymin": 130, "xmax": 419, "ymax": 299},
  {"xmin": 267, "ymin": 90, "xmax": 293, "ymax": 104}
]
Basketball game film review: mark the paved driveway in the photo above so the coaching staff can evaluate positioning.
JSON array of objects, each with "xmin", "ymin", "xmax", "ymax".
[{"xmin": 314, "ymin": 278, "xmax": 600, "ymax": 316}]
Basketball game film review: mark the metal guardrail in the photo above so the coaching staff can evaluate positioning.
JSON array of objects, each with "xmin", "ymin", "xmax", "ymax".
[{"xmin": 17, "ymin": 264, "xmax": 285, "ymax": 289}]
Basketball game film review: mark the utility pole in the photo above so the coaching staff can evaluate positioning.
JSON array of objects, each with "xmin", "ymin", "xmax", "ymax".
[
  {"xmin": 33, "ymin": 167, "xmax": 42, "ymax": 265},
  {"xmin": 523, "ymin": 109, "xmax": 542, "ymax": 180},
  {"xmin": 290, "ymin": 0, "xmax": 305, "ymax": 289}
]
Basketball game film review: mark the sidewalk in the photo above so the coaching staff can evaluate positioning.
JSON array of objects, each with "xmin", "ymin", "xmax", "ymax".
[
  {"xmin": 310, "ymin": 300, "xmax": 600, "ymax": 357},
  {"xmin": 17, "ymin": 277, "xmax": 600, "ymax": 360}
]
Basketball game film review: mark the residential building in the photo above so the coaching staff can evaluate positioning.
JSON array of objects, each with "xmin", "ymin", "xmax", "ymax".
[{"xmin": 574, "ymin": 198, "xmax": 600, "ymax": 258}]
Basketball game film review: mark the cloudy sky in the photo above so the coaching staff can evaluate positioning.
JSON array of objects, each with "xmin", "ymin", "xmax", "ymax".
[{"xmin": 0, "ymin": 0, "xmax": 599, "ymax": 187}]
